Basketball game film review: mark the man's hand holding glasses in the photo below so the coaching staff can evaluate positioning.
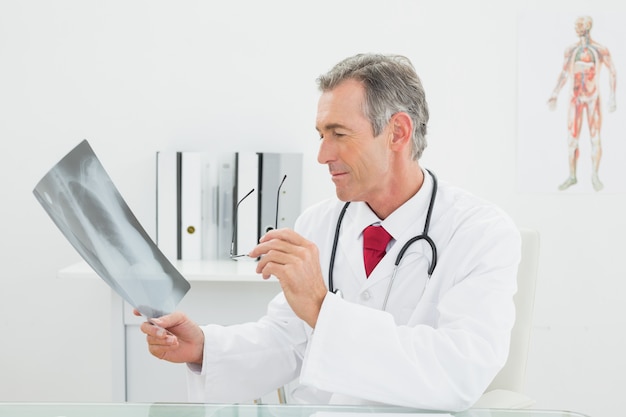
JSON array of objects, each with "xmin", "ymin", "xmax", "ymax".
[{"xmin": 249, "ymin": 228, "xmax": 328, "ymax": 329}]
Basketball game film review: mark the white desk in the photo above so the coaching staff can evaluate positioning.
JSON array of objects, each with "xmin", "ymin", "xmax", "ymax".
[
  {"xmin": 58, "ymin": 260, "xmax": 282, "ymax": 403},
  {"xmin": 0, "ymin": 403, "xmax": 593, "ymax": 417}
]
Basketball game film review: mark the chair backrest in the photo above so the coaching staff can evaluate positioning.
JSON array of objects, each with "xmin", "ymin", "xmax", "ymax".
[{"xmin": 485, "ymin": 228, "xmax": 540, "ymax": 393}]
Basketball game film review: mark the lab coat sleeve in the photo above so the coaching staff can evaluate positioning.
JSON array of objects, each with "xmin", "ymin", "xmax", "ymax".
[
  {"xmin": 187, "ymin": 293, "xmax": 309, "ymax": 403},
  {"xmin": 299, "ymin": 219, "xmax": 520, "ymax": 412}
]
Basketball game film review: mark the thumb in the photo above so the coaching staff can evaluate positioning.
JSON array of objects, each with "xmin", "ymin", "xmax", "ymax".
[{"xmin": 149, "ymin": 311, "xmax": 187, "ymax": 329}]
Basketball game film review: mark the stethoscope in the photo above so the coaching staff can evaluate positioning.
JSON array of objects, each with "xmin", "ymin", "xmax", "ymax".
[{"xmin": 328, "ymin": 169, "xmax": 438, "ymax": 310}]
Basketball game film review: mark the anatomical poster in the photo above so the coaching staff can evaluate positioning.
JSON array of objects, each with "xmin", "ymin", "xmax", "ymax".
[{"xmin": 517, "ymin": 12, "xmax": 626, "ymax": 193}]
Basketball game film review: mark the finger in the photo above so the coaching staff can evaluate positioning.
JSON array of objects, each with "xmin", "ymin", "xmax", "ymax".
[
  {"xmin": 149, "ymin": 311, "xmax": 186, "ymax": 329},
  {"xmin": 256, "ymin": 252, "xmax": 279, "ymax": 277},
  {"xmin": 254, "ymin": 242, "xmax": 301, "ymax": 274},
  {"xmin": 149, "ymin": 342, "xmax": 178, "ymax": 360},
  {"xmin": 140, "ymin": 321, "xmax": 169, "ymax": 337},
  {"xmin": 251, "ymin": 232, "xmax": 302, "ymax": 259},
  {"xmin": 249, "ymin": 238, "xmax": 281, "ymax": 259},
  {"xmin": 146, "ymin": 332, "xmax": 178, "ymax": 347},
  {"xmin": 258, "ymin": 228, "xmax": 304, "ymax": 245},
  {"xmin": 139, "ymin": 318, "xmax": 178, "ymax": 339},
  {"xmin": 256, "ymin": 253, "xmax": 294, "ymax": 279},
  {"xmin": 150, "ymin": 346, "xmax": 168, "ymax": 360}
]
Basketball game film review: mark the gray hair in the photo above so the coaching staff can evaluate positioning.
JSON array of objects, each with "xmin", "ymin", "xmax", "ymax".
[{"xmin": 316, "ymin": 53, "xmax": 429, "ymax": 160}]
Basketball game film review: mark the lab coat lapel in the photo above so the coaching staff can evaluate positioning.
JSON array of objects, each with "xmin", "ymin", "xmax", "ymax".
[{"xmin": 338, "ymin": 205, "xmax": 371, "ymax": 289}]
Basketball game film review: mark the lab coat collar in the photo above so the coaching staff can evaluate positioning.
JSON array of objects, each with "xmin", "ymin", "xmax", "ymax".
[
  {"xmin": 341, "ymin": 168, "xmax": 436, "ymax": 287},
  {"xmin": 382, "ymin": 168, "xmax": 434, "ymax": 244},
  {"xmin": 350, "ymin": 168, "xmax": 435, "ymax": 242}
]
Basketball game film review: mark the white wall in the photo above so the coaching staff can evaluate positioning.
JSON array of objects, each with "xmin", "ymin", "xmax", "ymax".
[{"xmin": 0, "ymin": 1, "xmax": 624, "ymax": 416}]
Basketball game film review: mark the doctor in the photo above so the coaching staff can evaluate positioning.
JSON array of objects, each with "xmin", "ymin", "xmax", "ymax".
[{"xmin": 139, "ymin": 53, "xmax": 521, "ymax": 412}]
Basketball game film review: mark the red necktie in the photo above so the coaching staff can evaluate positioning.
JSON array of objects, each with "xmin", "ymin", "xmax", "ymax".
[{"xmin": 363, "ymin": 225, "xmax": 392, "ymax": 277}]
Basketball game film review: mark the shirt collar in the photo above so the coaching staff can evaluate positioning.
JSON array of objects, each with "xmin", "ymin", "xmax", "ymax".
[{"xmin": 349, "ymin": 168, "xmax": 435, "ymax": 242}]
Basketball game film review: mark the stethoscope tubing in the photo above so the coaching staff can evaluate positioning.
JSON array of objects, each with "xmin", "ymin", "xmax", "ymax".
[{"xmin": 328, "ymin": 169, "xmax": 438, "ymax": 307}]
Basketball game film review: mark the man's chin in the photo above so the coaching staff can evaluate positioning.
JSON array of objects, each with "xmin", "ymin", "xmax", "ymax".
[
  {"xmin": 335, "ymin": 190, "xmax": 360, "ymax": 203},
  {"xmin": 334, "ymin": 188, "xmax": 349, "ymax": 202}
]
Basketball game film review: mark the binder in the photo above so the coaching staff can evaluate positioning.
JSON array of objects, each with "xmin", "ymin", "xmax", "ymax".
[
  {"xmin": 157, "ymin": 150, "xmax": 302, "ymax": 261},
  {"xmin": 233, "ymin": 152, "xmax": 260, "ymax": 256},
  {"xmin": 217, "ymin": 155, "xmax": 236, "ymax": 259},
  {"xmin": 258, "ymin": 153, "xmax": 303, "ymax": 233},
  {"xmin": 156, "ymin": 151, "xmax": 178, "ymax": 261},
  {"xmin": 202, "ymin": 158, "xmax": 218, "ymax": 260},
  {"xmin": 178, "ymin": 152, "xmax": 203, "ymax": 260},
  {"xmin": 157, "ymin": 151, "xmax": 206, "ymax": 261}
]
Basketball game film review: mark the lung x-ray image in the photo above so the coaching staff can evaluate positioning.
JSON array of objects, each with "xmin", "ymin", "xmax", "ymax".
[{"xmin": 33, "ymin": 139, "xmax": 190, "ymax": 318}]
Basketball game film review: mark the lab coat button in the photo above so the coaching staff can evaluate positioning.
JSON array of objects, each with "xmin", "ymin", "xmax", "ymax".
[{"xmin": 361, "ymin": 291, "xmax": 371, "ymax": 301}]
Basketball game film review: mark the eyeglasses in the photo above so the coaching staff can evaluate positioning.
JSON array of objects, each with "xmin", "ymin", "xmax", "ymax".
[{"xmin": 230, "ymin": 174, "xmax": 287, "ymax": 259}]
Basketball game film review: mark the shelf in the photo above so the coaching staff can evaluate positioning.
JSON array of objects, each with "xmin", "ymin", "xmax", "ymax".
[{"xmin": 58, "ymin": 259, "xmax": 275, "ymax": 283}]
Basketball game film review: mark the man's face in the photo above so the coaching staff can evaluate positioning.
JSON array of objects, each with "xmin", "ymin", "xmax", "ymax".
[{"xmin": 315, "ymin": 79, "xmax": 391, "ymax": 202}]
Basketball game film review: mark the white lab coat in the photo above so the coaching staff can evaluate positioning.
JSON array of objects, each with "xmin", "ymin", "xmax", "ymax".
[{"xmin": 187, "ymin": 172, "xmax": 520, "ymax": 412}]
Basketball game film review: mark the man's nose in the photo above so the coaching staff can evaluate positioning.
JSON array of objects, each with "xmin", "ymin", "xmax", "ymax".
[{"xmin": 317, "ymin": 138, "xmax": 335, "ymax": 165}]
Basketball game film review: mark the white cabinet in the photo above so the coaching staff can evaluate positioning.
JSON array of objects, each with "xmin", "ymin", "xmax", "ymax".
[{"xmin": 59, "ymin": 260, "xmax": 282, "ymax": 403}]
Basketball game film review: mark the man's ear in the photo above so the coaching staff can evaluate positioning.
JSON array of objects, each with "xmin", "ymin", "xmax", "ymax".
[{"xmin": 390, "ymin": 112, "xmax": 413, "ymax": 149}]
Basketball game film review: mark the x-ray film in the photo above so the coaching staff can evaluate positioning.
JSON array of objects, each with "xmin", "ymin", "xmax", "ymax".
[{"xmin": 33, "ymin": 140, "xmax": 190, "ymax": 318}]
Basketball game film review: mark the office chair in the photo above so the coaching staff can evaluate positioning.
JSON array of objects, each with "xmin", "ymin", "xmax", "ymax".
[{"xmin": 472, "ymin": 228, "xmax": 540, "ymax": 409}]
